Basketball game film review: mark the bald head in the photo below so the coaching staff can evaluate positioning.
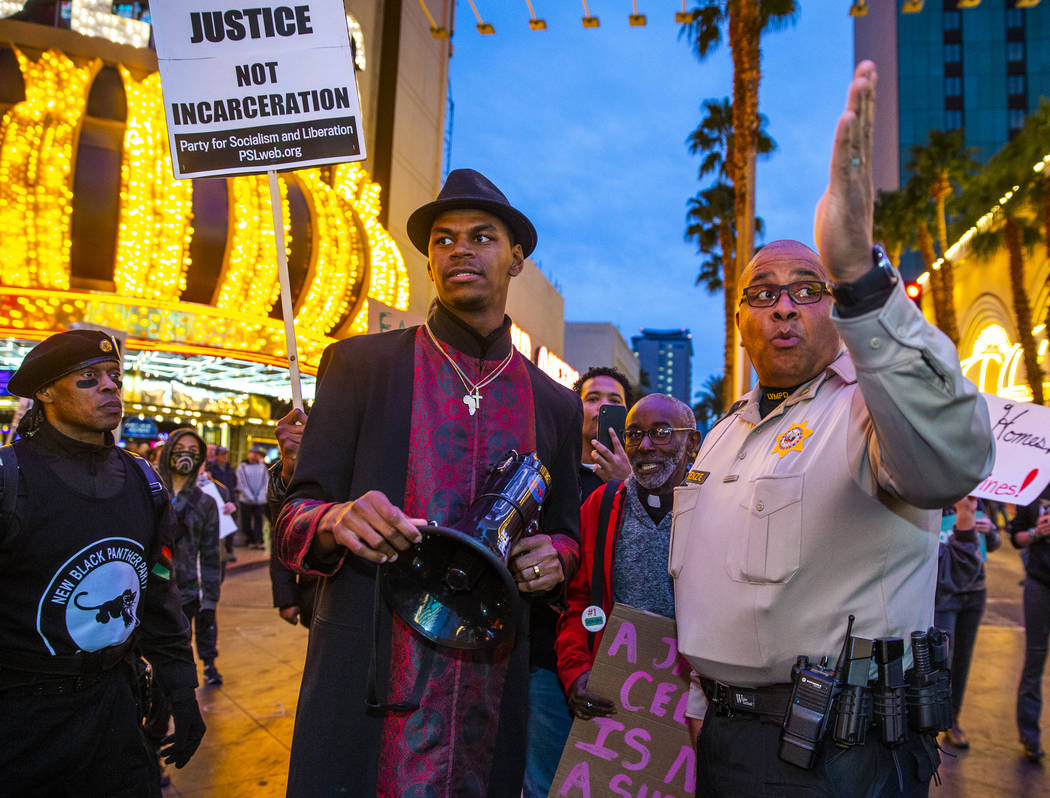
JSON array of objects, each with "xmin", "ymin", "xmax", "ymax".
[
  {"xmin": 625, "ymin": 394, "xmax": 700, "ymax": 493},
  {"xmin": 741, "ymin": 240, "xmax": 828, "ymax": 286},
  {"xmin": 736, "ymin": 239, "xmax": 841, "ymax": 388}
]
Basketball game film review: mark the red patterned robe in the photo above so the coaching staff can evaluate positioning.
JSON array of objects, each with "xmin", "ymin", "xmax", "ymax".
[{"xmin": 276, "ymin": 301, "xmax": 581, "ymax": 797}]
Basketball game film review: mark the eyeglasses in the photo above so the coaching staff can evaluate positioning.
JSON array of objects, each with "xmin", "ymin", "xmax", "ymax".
[
  {"xmin": 739, "ymin": 280, "xmax": 830, "ymax": 308},
  {"xmin": 622, "ymin": 426, "xmax": 694, "ymax": 446}
]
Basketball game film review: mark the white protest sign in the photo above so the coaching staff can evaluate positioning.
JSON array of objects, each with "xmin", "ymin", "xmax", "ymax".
[
  {"xmin": 970, "ymin": 393, "xmax": 1050, "ymax": 507},
  {"xmin": 150, "ymin": 1, "xmax": 366, "ymax": 178},
  {"xmin": 199, "ymin": 477, "xmax": 239, "ymax": 539}
]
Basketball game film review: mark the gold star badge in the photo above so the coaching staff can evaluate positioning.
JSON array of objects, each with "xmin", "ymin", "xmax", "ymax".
[{"xmin": 772, "ymin": 421, "xmax": 813, "ymax": 458}]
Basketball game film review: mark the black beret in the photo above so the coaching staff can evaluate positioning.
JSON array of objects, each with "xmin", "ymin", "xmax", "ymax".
[{"xmin": 9, "ymin": 330, "xmax": 121, "ymax": 398}]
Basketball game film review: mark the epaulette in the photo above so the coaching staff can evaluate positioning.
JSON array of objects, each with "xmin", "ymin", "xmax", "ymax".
[{"xmin": 712, "ymin": 398, "xmax": 748, "ymax": 428}]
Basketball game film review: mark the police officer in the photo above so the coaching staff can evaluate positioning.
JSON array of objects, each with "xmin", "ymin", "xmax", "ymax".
[
  {"xmin": 0, "ymin": 330, "xmax": 206, "ymax": 797},
  {"xmin": 671, "ymin": 63, "xmax": 994, "ymax": 795}
]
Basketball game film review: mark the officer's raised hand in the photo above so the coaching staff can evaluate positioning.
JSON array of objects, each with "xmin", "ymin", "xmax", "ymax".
[
  {"xmin": 160, "ymin": 687, "xmax": 206, "ymax": 768},
  {"xmin": 814, "ymin": 59, "xmax": 877, "ymax": 284}
]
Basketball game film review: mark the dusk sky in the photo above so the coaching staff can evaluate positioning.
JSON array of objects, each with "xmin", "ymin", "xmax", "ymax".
[{"xmin": 446, "ymin": 0, "xmax": 854, "ymax": 400}]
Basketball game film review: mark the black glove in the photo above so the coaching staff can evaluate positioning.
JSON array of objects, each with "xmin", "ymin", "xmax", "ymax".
[{"xmin": 161, "ymin": 687, "xmax": 206, "ymax": 768}]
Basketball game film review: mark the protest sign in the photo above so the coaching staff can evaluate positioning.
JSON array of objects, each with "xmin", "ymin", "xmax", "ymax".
[
  {"xmin": 970, "ymin": 393, "xmax": 1050, "ymax": 507},
  {"xmin": 150, "ymin": 2, "xmax": 365, "ymax": 179},
  {"xmin": 550, "ymin": 603, "xmax": 696, "ymax": 798}
]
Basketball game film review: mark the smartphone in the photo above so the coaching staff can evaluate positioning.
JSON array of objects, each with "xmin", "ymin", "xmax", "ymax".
[{"xmin": 596, "ymin": 404, "xmax": 628, "ymax": 452}]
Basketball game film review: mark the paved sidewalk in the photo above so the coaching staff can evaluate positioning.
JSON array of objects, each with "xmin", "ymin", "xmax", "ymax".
[{"xmin": 166, "ymin": 547, "xmax": 1050, "ymax": 797}]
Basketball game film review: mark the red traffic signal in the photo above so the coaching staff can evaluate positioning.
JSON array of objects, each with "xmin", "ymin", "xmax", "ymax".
[{"xmin": 905, "ymin": 281, "xmax": 922, "ymax": 305}]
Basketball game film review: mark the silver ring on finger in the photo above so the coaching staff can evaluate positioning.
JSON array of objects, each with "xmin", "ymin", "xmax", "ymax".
[{"xmin": 532, "ymin": 564, "xmax": 541, "ymax": 578}]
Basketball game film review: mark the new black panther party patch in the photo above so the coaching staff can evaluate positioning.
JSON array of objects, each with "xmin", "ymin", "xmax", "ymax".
[{"xmin": 38, "ymin": 538, "xmax": 148, "ymax": 654}]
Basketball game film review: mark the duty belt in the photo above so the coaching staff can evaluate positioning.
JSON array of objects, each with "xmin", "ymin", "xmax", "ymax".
[{"xmin": 704, "ymin": 679, "xmax": 794, "ymax": 720}]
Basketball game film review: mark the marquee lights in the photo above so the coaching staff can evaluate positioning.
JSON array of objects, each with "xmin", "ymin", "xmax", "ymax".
[
  {"xmin": 536, "ymin": 346, "xmax": 579, "ymax": 389},
  {"xmin": 291, "ymin": 168, "xmax": 365, "ymax": 336},
  {"xmin": 0, "ymin": 28, "xmax": 405, "ymax": 372},
  {"xmin": 961, "ymin": 322, "xmax": 1049, "ymax": 402},
  {"xmin": 0, "ymin": 48, "xmax": 99, "ymax": 290},
  {"xmin": 214, "ymin": 174, "xmax": 289, "ymax": 317},
  {"xmin": 114, "ymin": 68, "xmax": 195, "ymax": 301},
  {"xmin": 71, "ymin": 0, "xmax": 151, "ymax": 48},
  {"xmin": 332, "ymin": 163, "xmax": 411, "ymax": 335}
]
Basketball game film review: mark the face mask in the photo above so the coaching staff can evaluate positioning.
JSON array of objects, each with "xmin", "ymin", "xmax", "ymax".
[{"xmin": 170, "ymin": 449, "xmax": 201, "ymax": 475}]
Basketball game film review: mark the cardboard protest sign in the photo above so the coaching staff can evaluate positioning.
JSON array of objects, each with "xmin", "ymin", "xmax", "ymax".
[
  {"xmin": 970, "ymin": 393, "xmax": 1050, "ymax": 507},
  {"xmin": 150, "ymin": 2, "xmax": 365, "ymax": 178},
  {"xmin": 550, "ymin": 603, "xmax": 696, "ymax": 798}
]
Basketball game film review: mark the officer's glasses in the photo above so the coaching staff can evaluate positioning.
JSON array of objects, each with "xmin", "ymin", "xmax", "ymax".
[
  {"xmin": 739, "ymin": 280, "xmax": 830, "ymax": 308},
  {"xmin": 623, "ymin": 426, "xmax": 694, "ymax": 446}
]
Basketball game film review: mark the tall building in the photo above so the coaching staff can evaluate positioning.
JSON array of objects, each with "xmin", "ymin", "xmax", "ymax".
[
  {"xmin": 854, "ymin": 0, "xmax": 1050, "ymax": 194},
  {"xmin": 631, "ymin": 329, "xmax": 693, "ymax": 404}
]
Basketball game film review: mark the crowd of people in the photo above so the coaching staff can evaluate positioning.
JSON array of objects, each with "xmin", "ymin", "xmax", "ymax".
[{"xmin": 3, "ymin": 59, "xmax": 1050, "ymax": 798}]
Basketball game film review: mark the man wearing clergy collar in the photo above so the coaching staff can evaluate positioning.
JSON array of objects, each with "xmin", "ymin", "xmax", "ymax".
[{"xmin": 275, "ymin": 168, "xmax": 582, "ymax": 798}]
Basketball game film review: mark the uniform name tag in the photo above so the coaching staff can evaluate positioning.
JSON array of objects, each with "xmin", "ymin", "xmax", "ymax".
[{"xmin": 686, "ymin": 470, "xmax": 709, "ymax": 485}]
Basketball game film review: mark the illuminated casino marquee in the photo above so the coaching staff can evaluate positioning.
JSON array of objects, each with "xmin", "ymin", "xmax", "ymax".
[
  {"xmin": 961, "ymin": 322, "xmax": 1049, "ymax": 403},
  {"xmin": 0, "ymin": 2, "xmax": 404, "ymax": 376}
]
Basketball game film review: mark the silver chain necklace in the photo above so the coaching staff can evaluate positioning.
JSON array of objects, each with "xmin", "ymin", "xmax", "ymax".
[{"xmin": 423, "ymin": 322, "xmax": 516, "ymax": 416}]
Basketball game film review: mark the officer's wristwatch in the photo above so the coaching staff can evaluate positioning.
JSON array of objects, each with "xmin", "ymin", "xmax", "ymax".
[{"xmin": 829, "ymin": 245, "xmax": 897, "ymax": 307}]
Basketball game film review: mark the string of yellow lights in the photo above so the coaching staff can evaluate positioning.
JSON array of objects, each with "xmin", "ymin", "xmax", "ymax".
[
  {"xmin": 290, "ymin": 168, "xmax": 365, "ymax": 336},
  {"xmin": 114, "ymin": 68, "xmax": 194, "ymax": 301},
  {"xmin": 0, "ymin": 48, "xmax": 100, "ymax": 290}
]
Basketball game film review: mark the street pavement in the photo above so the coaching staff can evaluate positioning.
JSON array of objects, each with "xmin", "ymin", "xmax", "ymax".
[{"xmin": 164, "ymin": 541, "xmax": 1050, "ymax": 797}]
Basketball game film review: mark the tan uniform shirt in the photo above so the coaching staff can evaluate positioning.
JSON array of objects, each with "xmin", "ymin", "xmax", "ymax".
[{"xmin": 671, "ymin": 281, "xmax": 994, "ymax": 687}]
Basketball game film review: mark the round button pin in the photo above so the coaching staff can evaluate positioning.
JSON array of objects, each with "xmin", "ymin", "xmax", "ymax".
[{"xmin": 581, "ymin": 605, "xmax": 607, "ymax": 632}]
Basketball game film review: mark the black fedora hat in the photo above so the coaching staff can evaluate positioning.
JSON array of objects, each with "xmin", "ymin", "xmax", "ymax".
[{"xmin": 406, "ymin": 169, "xmax": 537, "ymax": 257}]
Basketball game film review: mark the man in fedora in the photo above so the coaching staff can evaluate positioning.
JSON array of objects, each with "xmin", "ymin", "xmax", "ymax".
[
  {"xmin": 275, "ymin": 169, "xmax": 582, "ymax": 797},
  {"xmin": 0, "ymin": 329, "xmax": 205, "ymax": 795}
]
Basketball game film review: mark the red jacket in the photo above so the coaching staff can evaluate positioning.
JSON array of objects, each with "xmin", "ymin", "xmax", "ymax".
[{"xmin": 555, "ymin": 481, "xmax": 627, "ymax": 693}]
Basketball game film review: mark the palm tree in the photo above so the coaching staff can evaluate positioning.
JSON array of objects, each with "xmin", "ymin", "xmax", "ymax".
[
  {"xmin": 685, "ymin": 98, "xmax": 774, "ymax": 409},
  {"xmin": 905, "ymin": 130, "xmax": 980, "ymax": 345},
  {"xmin": 874, "ymin": 188, "xmax": 919, "ymax": 270},
  {"xmin": 693, "ymin": 373, "xmax": 726, "ymax": 434},
  {"xmin": 686, "ymin": 97, "xmax": 775, "ymax": 183},
  {"xmin": 686, "ymin": 181, "xmax": 763, "ymax": 410},
  {"xmin": 960, "ymin": 150, "xmax": 1045, "ymax": 405},
  {"xmin": 1004, "ymin": 100, "xmax": 1050, "ymax": 335},
  {"xmin": 681, "ymin": 0, "xmax": 797, "ymax": 397}
]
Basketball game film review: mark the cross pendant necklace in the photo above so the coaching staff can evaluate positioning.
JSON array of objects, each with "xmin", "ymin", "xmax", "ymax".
[
  {"xmin": 463, "ymin": 387, "xmax": 483, "ymax": 416},
  {"xmin": 424, "ymin": 322, "xmax": 515, "ymax": 418}
]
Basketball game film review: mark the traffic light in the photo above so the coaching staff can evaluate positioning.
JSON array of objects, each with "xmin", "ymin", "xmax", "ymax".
[{"xmin": 905, "ymin": 281, "xmax": 922, "ymax": 307}]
